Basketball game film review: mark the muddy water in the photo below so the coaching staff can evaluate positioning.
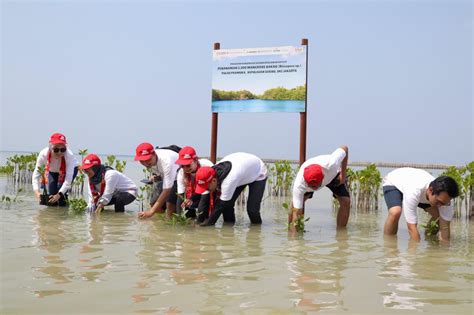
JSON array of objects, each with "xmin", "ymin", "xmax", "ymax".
[{"xmin": 1, "ymin": 156, "xmax": 472, "ymax": 314}]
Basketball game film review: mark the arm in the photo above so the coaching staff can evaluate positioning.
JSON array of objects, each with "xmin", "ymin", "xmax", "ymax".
[
  {"xmin": 201, "ymin": 199, "xmax": 233, "ymax": 226},
  {"xmin": 139, "ymin": 188, "xmax": 172, "ymax": 218},
  {"xmin": 407, "ymin": 223, "xmax": 421, "ymax": 241},
  {"xmin": 339, "ymin": 146, "xmax": 349, "ymax": 182},
  {"xmin": 58, "ymin": 151, "xmax": 76, "ymax": 195},
  {"xmin": 196, "ymin": 193, "xmax": 210, "ymax": 223},
  {"xmin": 438, "ymin": 217, "xmax": 450, "ymax": 243},
  {"xmin": 32, "ymin": 151, "xmax": 47, "ymax": 199},
  {"xmin": 98, "ymin": 172, "xmax": 119, "ymax": 207}
]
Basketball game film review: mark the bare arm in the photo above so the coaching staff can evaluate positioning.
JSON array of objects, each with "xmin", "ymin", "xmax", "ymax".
[
  {"xmin": 407, "ymin": 223, "xmax": 421, "ymax": 241},
  {"xmin": 339, "ymin": 145, "xmax": 349, "ymax": 181},
  {"xmin": 438, "ymin": 217, "xmax": 450, "ymax": 243}
]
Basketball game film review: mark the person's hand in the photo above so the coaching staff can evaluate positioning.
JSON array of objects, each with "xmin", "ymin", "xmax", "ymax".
[
  {"xmin": 95, "ymin": 204, "xmax": 104, "ymax": 214},
  {"xmin": 199, "ymin": 219, "xmax": 210, "ymax": 226},
  {"xmin": 48, "ymin": 193, "xmax": 61, "ymax": 203},
  {"xmin": 150, "ymin": 175, "xmax": 161, "ymax": 183},
  {"xmin": 34, "ymin": 190, "xmax": 41, "ymax": 201},
  {"xmin": 138, "ymin": 209, "xmax": 155, "ymax": 219},
  {"xmin": 181, "ymin": 199, "xmax": 192, "ymax": 208}
]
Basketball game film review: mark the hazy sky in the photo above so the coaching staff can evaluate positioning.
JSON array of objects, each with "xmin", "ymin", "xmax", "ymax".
[{"xmin": 1, "ymin": 0, "xmax": 472, "ymax": 165}]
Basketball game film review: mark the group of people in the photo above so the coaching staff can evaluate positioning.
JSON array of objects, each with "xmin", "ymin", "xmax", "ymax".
[{"xmin": 32, "ymin": 132, "xmax": 459, "ymax": 242}]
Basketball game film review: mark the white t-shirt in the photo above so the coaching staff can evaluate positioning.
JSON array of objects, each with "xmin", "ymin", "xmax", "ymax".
[
  {"xmin": 218, "ymin": 152, "xmax": 267, "ymax": 201},
  {"xmin": 87, "ymin": 169, "xmax": 137, "ymax": 208},
  {"xmin": 382, "ymin": 167, "xmax": 454, "ymax": 224},
  {"xmin": 32, "ymin": 147, "xmax": 79, "ymax": 194},
  {"xmin": 292, "ymin": 148, "xmax": 346, "ymax": 209},
  {"xmin": 149, "ymin": 149, "xmax": 179, "ymax": 190},
  {"xmin": 177, "ymin": 158, "xmax": 214, "ymax": 194}
]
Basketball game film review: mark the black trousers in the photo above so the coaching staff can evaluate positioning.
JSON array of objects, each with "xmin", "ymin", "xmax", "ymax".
[
  {"xmin": 222, "ymin": 178, "xmax": 267, "ymax": 224},
  {"xmin": 107, "ymin": 191, "xmax": 136, "ymax": 212}
]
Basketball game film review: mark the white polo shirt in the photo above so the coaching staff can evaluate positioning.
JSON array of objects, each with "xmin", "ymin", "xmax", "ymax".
[
  {"xmin": 87, "ymin": 170, "xmax": 137, "ymax": 208},
  {"xmin": 177, "ymin": 158, "xmax": 214, "ymax": 194},
  {"xmin": 150, "ymin": 149, "xmax": 179, "ymax": 190},
  {"xmin": 219, "ymin": 152, "xmax": 267, "ymax": 201},
  {"xmin": 382, "ymin": 167, "xmax": 454, "ymax": 224},
  {"xmin": 292, "ymin": 148, "xmax": 347, "ymax": 209},
  {"xmin": 32, "ymin": 147, "xmax": 79, "ymax": 194}
]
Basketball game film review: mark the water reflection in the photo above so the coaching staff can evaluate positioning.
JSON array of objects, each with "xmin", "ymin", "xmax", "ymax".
[
  {"xmin": 287, "ymin": 230, "xmax": 349, "ymax": 312},
  {"xmin": 32, "ymin": 208, "xmax": 75, "ymax": 293}
]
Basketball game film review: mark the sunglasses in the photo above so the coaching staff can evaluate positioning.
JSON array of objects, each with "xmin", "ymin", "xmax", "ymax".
[{"xmin": 52, "ymin": 147, "xmax": 66, "ymax": 153}]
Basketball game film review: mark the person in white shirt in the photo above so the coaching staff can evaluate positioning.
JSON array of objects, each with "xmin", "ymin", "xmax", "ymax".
[
  {"xmin": 175, "ymin": 146, "xmax": 213, "ymax": 218},
  {"xmin": 290, "ymin": 146, "xmax": 350, "ymax": 230},
  {"xmin": 134, "ymin": 142, "xmax": 180, "ymax": 218},
  {"xmin": 194, "ymin": 152, "xmax": 267, "ymax": 226},
  {"xmin": 382, "ymin": 168, "xmax": 459, "ymax": 242},
  {"xmin": 32, "ymin": 132, "xmax": 79, "ymax": 206},
  {"xmin": 82, "ymin": 154, "xmax": 137, "ymax": 213}
]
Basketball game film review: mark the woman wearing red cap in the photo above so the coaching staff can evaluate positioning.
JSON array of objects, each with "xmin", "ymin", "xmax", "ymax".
[
  {"xmin": 32, "ymin": 133, "xmax": 79, "ymax": 206},
  {"xmin": 290, "ymin": 146, "xmax": 350, "ymax": 230},
  {"xmin": 82, "ymin": 154, "xmax": 137, "ymax": 213},
  {"xmin": 175, "ymin": 146, "xmax": 213, "ymax": 218}
]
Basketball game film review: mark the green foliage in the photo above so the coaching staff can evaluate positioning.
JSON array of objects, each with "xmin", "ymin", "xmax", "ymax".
[
  {"xmin": 212, "ymin": 89, "xmax": 256, "ymax": 101},
  {"xmin": 339, "ymin": 165, "xmax": 381, "ymax": 212},
  {"xmin": 105, "ymin": 155, "xmax": 127, "ymax": 173},
  {"xmin": 68, "ymin": 198, "xmax": 88, "ymax": 214},
  {"xmin": 165, "ymin": 211, "xmax": 192, "ymax": 226},
  {"xmin": 212, "ymin": 85, "xmax": 306, "ymax": 101},
  {"xmin": 421, "ymin": 218, "xmax": 439, "ymax": 236},
  {"xmin": 1, "ymin": 153, "xmax": 38, "ymax": 184},
  {"xmin": 259, "ymin": 85, "xmax": 306, "ymax": 101},
  {"xmin": 269, "ymin": 160, "xmax": 296, "ymax": 196},
  {"xmin": 440, "ymin": 162, "xmax": 474, "ymax": 218},
  {"xmin": 283, "ymin": 202, "xmax": 309, "ymax": 233}
]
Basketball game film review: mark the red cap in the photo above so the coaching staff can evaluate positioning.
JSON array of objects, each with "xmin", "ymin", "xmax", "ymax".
[
  {"xmin": 176, "ymin": 146, "xmax": 197, "ymax": 165},
  {"xmin": 81, "ymin": 154, "xmax": 101, "ymax": 170},
  {"xmin": 303, "ymin": 164, "xmax": 324, "ymax": 188},
  {"xmin": 195, "ymin": 166, "xmax": 216, "ymax": 194},
  {"xmin": 49, "ymin": 133, "xmax": 67, "ymax": 145},
  {"xmin": 135, "ymin": 143, "xmax": 155, "ymax": 161}
]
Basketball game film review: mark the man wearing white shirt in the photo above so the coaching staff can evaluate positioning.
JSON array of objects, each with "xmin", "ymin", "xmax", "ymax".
[
  {"xmin": 175, "ymin": 146, "xmax": 213, "ymax": 218},
  {"xmin": 382, "ymin": 168, "xmax": 459, "ymax": 242},
  {"xmin": 194, "ymin": 152, "xmax": 267, "ymax": 226},
  {"xmin": 290, "ymin": 146, "xmax": 350, "ymax": 229},
  {"xmin": 135, "ymin": 142, "xmax": 180, "ymax": 219}
]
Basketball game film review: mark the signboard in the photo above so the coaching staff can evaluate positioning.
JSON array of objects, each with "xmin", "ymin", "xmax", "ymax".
[{"xmin": 212, "ymin": 46, "xmax": 307, "ymax": 113}]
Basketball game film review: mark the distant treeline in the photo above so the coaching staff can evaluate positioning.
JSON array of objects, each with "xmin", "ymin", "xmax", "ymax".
[{"xmin": 212, "ymin": 85, "xmax": 306, "ymax": 101}]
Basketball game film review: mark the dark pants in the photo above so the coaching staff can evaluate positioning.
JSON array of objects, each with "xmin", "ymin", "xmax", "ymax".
[
  {"xmin": 47, "ymin": 166, "xmax": 79, "ymax": 195},
  {"xmin": 222, "ymin": 178, "xmax": 267, "ymax": 224},
  {"xmin": 107, "ymin": 191, "xmax": 136, "ymax": 212},
  {"xmin": 149, "ymin": 180, "xmax": 178, "ymax": 210}
]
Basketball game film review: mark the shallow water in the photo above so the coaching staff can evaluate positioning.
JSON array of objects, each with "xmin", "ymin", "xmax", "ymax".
[{"xmin": 0, "ymin": 156, "xmax": 473, "ymax": 314}]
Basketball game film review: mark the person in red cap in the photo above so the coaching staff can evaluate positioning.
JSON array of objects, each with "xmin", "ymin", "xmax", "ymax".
[
  {"xmin": 32, "ymin": 132, "xmax": 79, "ymax": 206},
  {"xmin": 290, "ymin": 146, "xmax": 350, "ymax": 230},
  {"xmin": 175, "ymin": 146, "xmax": 213, "ymax": 218},
  {"xmin": 194, "ymin": 152, "xmax": 267, "ymax": 226},
  {"xmin": 82, "ymin": 154, "xmax": 137, "ymax": 213},
  {"xmin": 134, "ymin": 142, "xmax": 180, "ymax": 218}
]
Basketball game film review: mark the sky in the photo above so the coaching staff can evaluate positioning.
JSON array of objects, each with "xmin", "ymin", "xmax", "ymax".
[{"xmin": 1, "ymin": 0, "xmax": 472, "ymax": 165}]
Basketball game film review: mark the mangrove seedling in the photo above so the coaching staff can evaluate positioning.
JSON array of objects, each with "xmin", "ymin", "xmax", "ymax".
[
  {"xmin": 421, "ymin": 218, "xmax": 440, "ymax": 236},
  {"xmin": 283, "ymin": 202, "xmax": 309, "ymax": 233},
  {"xmin": 68, "ymin": 198, "xmax": 88, "ymax": 214}
]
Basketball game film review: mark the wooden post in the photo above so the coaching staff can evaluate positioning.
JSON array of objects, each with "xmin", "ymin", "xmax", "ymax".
[
  {"xmin": 210, "ymin": 42, "xmax": 220, "ymax": 163},
  {"xmin": 299, "ymin": 38, "xmax": 308, "ymax": 166}
]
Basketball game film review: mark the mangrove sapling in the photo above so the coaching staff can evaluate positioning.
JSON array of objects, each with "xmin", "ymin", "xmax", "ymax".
[
  {"xmin": 421, "ymin": 217, "xmax": 440, "ymax": 237},
  {"xmin": 282, "ymin": 202, "xmax": 309, "ymax": 233},
  {"xmin": 68, "ymin": 198, "xmax": 88, "ymax": 214}
]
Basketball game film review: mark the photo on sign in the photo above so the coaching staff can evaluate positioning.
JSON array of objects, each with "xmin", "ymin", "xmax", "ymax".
[{"xmin": 212, "ymin": 46, "xmax": 307, "ymax": 113}]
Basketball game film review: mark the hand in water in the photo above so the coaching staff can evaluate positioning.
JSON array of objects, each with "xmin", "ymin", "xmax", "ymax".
[
  {"xmin": 48, "ymin": 194, "xmax": 61, "ymax": 203},
  {"xmin": 138, "ymin": 210, "xmax": 154, "ymax": 219}
]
